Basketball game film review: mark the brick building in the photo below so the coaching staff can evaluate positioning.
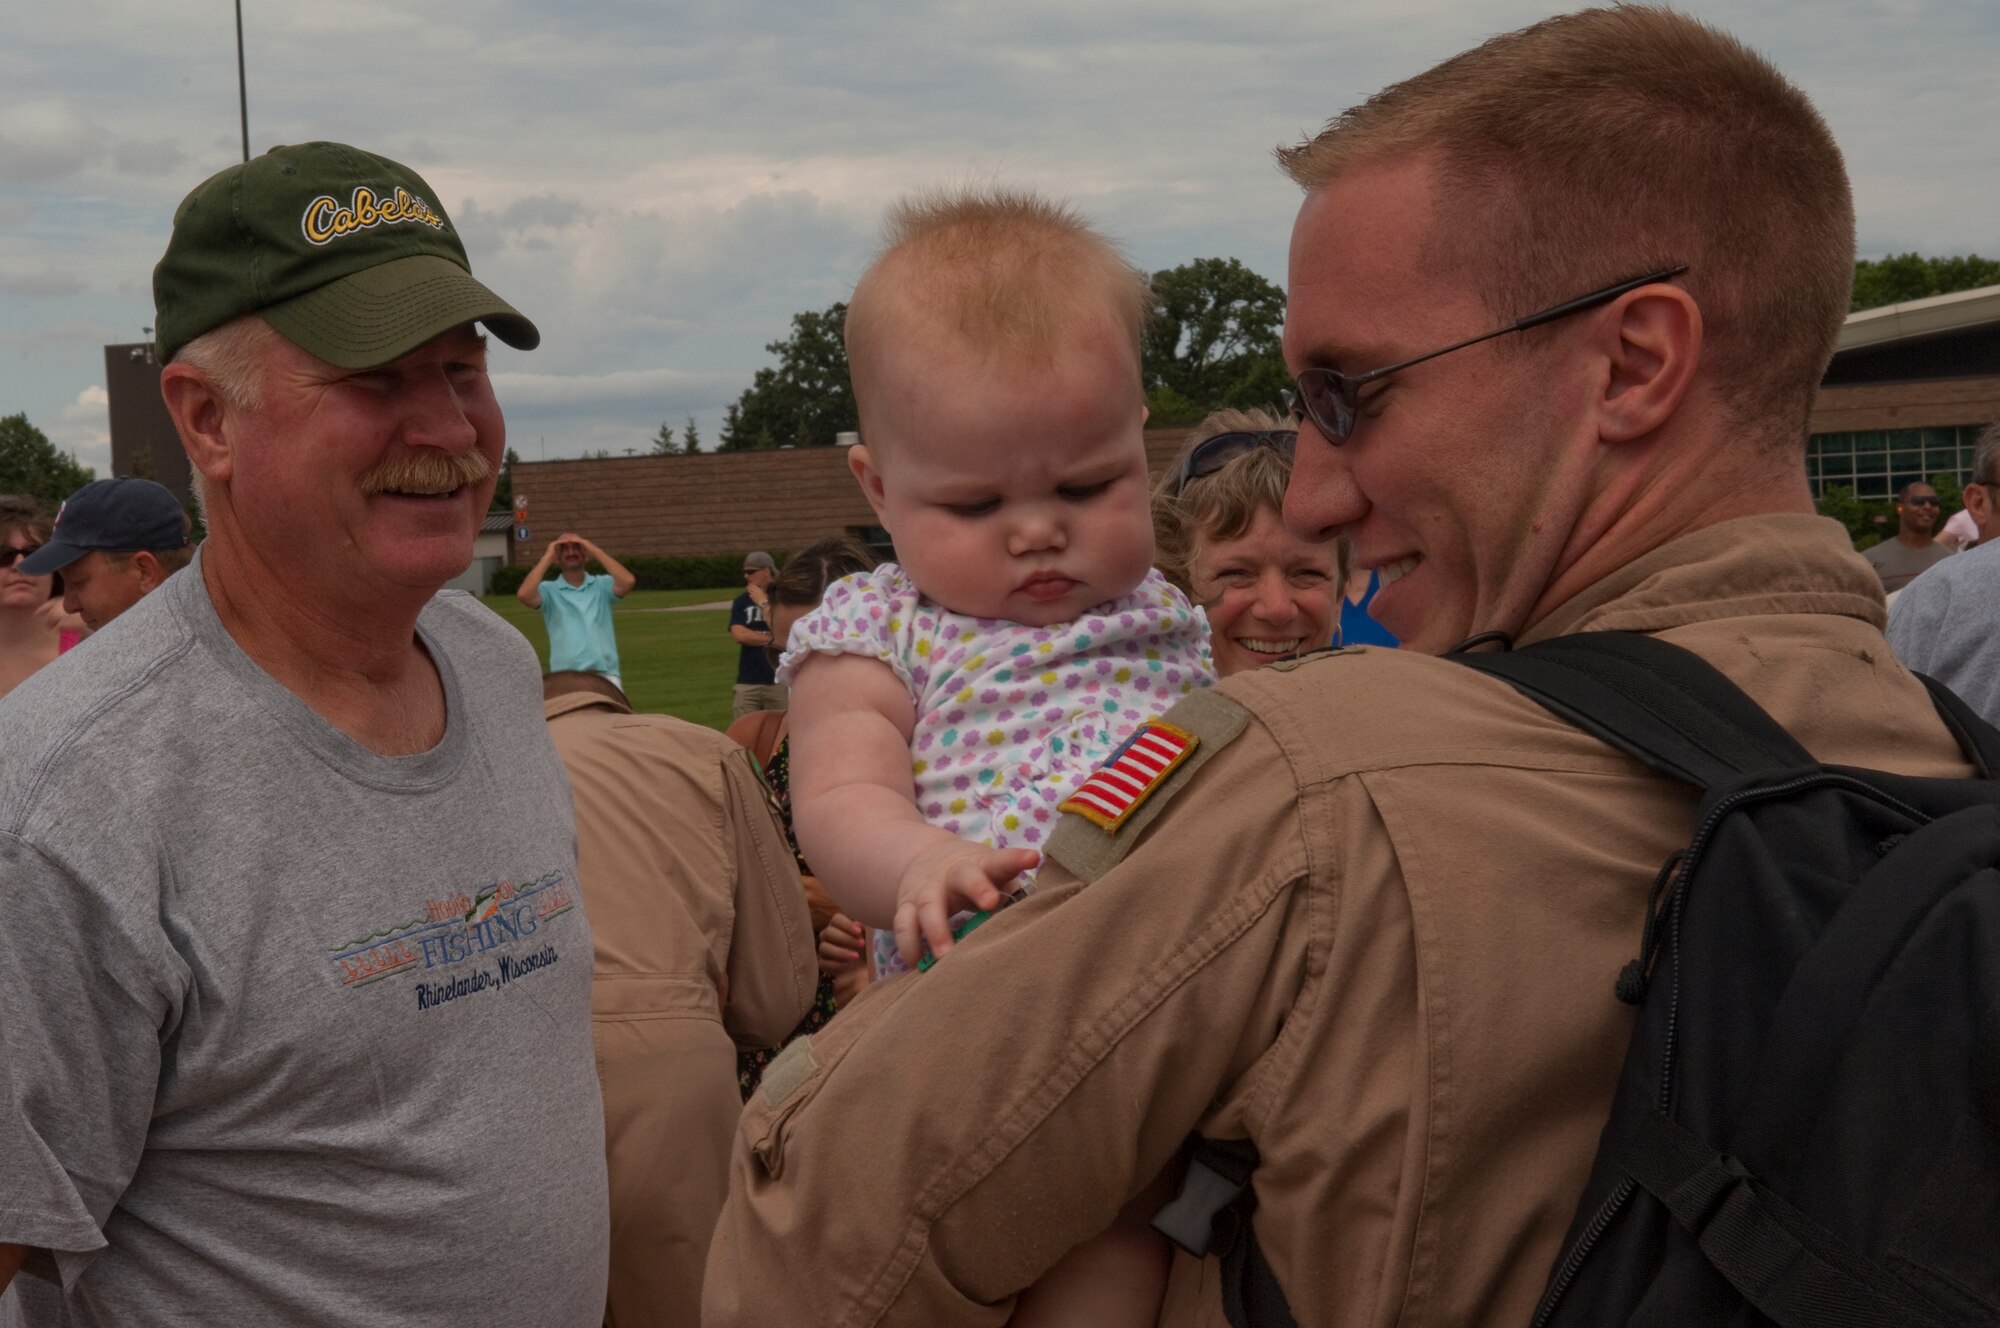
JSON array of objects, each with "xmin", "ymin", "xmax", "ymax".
[
  {"xmin": 505, "ymin": 429, "xmax": 1197, "ymax": 565},
  {"xmin": 1808, "ymin": 285, "xmax": 2000, "ymax": 499}
]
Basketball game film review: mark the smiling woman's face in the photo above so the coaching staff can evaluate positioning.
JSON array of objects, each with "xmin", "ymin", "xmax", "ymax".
[{"xmin": 1190, "ymin": 506, "xmax": 1338, "ymax": 677}]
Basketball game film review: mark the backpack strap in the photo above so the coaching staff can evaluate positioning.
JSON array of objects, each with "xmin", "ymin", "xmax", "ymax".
[
  {"xmin": 1453, "ymin": 632, "xmax": 1815, "ymax": 792},
  {"xmin": 1151, "ymin": 1137, "xmax": 1299, "ymax": 1328},
  {"xmin": 1913, "ymin": 672, "xmax": 2000, "ymax": 778},
  {"xmin": 1606, "ymin": 1108, "xmax": 1962, "ymax": 1328}
]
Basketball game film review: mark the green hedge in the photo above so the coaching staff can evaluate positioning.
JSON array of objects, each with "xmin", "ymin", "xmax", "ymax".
[{"xmin": 489, "ymin": 551, "xmax": 789, "ymax": 597}]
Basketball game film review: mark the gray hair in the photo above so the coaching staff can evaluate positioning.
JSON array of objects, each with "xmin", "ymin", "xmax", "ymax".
[
  {"xmin": 171, "ymin": 314, "xmax": 279, "ymax": 411},
  {"xmin": 1973, "ymin": 423, "xmax": 2000, "ymax": 487},
  {"xmin": 170, "ymin": 314, "xmax": 284, "ymax": 515}
]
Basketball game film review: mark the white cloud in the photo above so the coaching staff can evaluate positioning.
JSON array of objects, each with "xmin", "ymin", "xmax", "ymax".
[
  {"xmin": 492, "ymin": 365, "xmax": 736, "ymax": 409},
  {"xmin": 2, "ymin": 0, "xmax": 1998, "ymax": 473},
  {"xmin": 0, "ymin": 99, "xmax": 104, "ymax": 181},
  {"xmin": 49, "ymin": 385, "xmax": 111, "ymax": 478}
]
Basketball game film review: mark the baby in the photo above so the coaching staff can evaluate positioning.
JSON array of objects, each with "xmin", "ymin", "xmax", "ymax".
[{"xmin": 779, "ymin": 189, "xmax": 1213, "ymax": 1325}]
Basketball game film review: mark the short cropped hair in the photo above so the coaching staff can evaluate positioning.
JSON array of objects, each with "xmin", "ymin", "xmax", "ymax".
[
  {"xmin": 844, "ymin": 188, "xmax": 1151, "ymax": 388},
  {"xmin": 1897, "ymin": 479, "xmax": 1937, "ymax": 502},
  {"xmin": 1971, "ymin": 424, "xmax": 2000, "ymax": 487},
  {"xmin": 1151, "ymin": 408, "xmax": 1347, "ymax": 596},
  {"xmin": 1276, "ymin": 6, "xmax": 1854, "ymax": 449}
]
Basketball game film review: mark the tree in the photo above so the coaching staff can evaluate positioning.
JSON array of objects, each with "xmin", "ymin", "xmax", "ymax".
[
  {"xmin": 1142, "ymin": 258, "xmax": 1290, "ymax": 426},
  {"xmin": 650, "ymin": 422, "xmax": 678, "ymax": 456},
  {"xmin": 490, "ymin": 446, "xmax": 522, "ymax": 511},
  {"xmin": 1851, "ymin": 253, "xmax": 2000, "ymax": 312},
  {"xmin": 719, "ymin": 302, "xmax": 857, "ymax": 450},
  {"xmin": 0, "ymin": 413, "xmax": 94, "ymax": 507},
  {"xmin": 682, "ymin": 415, "xmax": 702, "ymax": 453}
]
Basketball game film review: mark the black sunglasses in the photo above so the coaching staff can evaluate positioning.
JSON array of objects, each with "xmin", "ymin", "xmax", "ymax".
[
  {"xmin": 1175, "ymin": 430, "xmax": 1297, "ymax": 495},
  {"xmin": 1903, "ymin": 496, "xmax": 1941, "ymax": 507},
  {"xmin": 1286, "ymin": 265, "xmax": 1690, "ymax": 443},
  {"xmin": 0, "ymin": 544, "xmax": 43, "ymax": 570}
]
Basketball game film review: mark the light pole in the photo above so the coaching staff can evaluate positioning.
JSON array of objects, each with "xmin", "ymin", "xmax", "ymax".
[{"xmin": 235, "ymin": 0, "xmax": 249, "ymax": 162}]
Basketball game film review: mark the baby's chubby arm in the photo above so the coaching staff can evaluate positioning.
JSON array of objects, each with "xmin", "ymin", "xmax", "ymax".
[{"xmin": 789, "ymin": 652, "xmax": 1039, "ymax": 967}]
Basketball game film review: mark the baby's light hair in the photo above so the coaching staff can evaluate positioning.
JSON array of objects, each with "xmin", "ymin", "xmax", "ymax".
[{"xmin": 845, "ymin": 187, "xmax": 1151, "ymax": 392}]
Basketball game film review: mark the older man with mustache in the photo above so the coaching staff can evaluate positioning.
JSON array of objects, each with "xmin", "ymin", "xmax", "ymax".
[{"xmin": 0, "ymin": 143, "xmax": 609, "ymax": 1326}]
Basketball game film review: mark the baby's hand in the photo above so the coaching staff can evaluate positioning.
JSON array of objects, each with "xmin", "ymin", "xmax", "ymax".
[{"xmin": 893, "ymin": 842, "xmax": 1039, "ymax": 969}]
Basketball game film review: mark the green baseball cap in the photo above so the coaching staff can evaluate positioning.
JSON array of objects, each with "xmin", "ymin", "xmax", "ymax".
[{"xmin": 153, "ymin": 141, "xmax": 538, "ymax": 368}]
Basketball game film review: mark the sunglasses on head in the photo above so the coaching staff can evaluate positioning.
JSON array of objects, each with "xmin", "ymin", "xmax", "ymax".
[
  {"xmin": 1285, "ymin": 265, "xmax": 1690, "ymax": 443},
  {"xmin": 1175, "ymin": 430, "xmax": 1297, "ymax": 496},
  {"xmin": 0, "ymin": 543, "xmax": 43, "ymax": 570}
]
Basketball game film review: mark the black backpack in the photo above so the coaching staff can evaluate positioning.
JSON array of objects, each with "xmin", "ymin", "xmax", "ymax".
[{"xmin": 1153, "ymin": 631, "xmax": 2000, "ymax": 1327}]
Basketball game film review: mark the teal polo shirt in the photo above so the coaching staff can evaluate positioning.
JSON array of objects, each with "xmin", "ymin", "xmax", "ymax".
[{"xmin": 538, "ymin": 573, "xmax": 621, "ymax": 677}]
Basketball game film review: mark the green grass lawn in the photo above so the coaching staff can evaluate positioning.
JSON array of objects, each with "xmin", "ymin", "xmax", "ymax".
[{"xmin": 482, "ymin": 586, "xmax": 747, "ymax": 730}]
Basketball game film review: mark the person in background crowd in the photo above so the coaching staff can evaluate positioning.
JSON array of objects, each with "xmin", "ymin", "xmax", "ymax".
[
  {"xmin": 727, "ymin": 535, "xmax": 883, "ymax": 1092},
  {"xmin": 704, "ymin": 10, "xmax": 1974, "ymax": 1324},
  {"xmin": 1151, "ymin": 407, "xmax": 1344, "ymax": 676},
  {"xmin": 728, "ymin": 550, "xmax": 786, "ymax": 719},
  {"xmin": 1337, "ymin": 563, "xmax": 1401, "ymax": 647},
  {"xmin": 18, "ymin": 478, "xmax": 192, "ymax": 634},
  {"xmin": 0, "ymin": 496, "xmax": 84, "ymax": 699},
  {"xmin": 1862, "ymin": 480, "xmax": 1950, "ymax": 592},
  {"xmin": 1935, "ymin": 501, "xmax": 1979, "ymax": 552},
  {"xmin": 517, "ymin": 531, "xmax": 636, "ymax": 686},
  {"xmin": 544, "ymin": 669, "xmax": 816, "ymax": 1328},
  {"xmin": 1887, "ymin": 424, "xmax": 2000, "ymax": 725},
  {"xmin": 0, "ymin": 140, "xmax": 609, "ymax": 1325}
]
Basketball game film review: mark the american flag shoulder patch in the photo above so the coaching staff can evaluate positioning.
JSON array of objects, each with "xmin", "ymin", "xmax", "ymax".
[{"xmin": 1059, "ymin": 720, "xmax": 1199, "ymax": 833}]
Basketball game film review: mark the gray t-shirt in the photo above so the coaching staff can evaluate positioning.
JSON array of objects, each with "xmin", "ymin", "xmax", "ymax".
[
  {"xmin": 1862, "ymin": 534, "xmax": 1950, "ymax": 592},
  {"xmin": 0, "ymin": 559, "xmax": 607, "ymax": 1326},
  {"xmin": 1886, "ymin": 536, "xmax": 2000, "ymax": 729}
]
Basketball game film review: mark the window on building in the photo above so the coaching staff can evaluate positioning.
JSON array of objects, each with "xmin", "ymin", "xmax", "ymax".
[{"xmin": 1806, "ymin": 424, "xmax": 1986, "ymax": 499}]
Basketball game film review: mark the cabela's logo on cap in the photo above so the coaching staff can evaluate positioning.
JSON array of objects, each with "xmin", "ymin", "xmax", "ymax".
[{"xmin": 301, "ymin": 185, "xmax": 446, "ymax": 247}]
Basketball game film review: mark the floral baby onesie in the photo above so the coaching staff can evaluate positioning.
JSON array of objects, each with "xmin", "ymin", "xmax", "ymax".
[{"xmin": 779, "ymin": 562, "xmax": 1214, "ymax": 976}]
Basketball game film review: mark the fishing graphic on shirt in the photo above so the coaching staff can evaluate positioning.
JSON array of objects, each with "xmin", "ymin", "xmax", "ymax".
[{"xmin": 325, "ymin": 869, "xmax": 578, "ymax": 1009}]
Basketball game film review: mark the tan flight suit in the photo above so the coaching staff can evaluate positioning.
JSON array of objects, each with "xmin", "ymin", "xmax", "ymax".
[
  {"xmin": 544, "ymin": 693, "xmax": 817, "ymax": 1328},
  {"xmin": 702, "ymin": 515, "xmax": 1979, "ymax": 1327}
]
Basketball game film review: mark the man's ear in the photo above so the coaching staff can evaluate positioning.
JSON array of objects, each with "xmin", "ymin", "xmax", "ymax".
[
  {"xmin": 160, "ymin": 363, "xmax": 235, "ymax": 495},
  {"xmin": 1594, "ymin": 282, "xmax": 1702, "ymax": 445},
  {"xmin": 130, "ymin": 550, "xmax": 166, "ymax": 592},
  {"xmin": 848, "ymin": 443, "xmax": 891, "ymax": 531}
]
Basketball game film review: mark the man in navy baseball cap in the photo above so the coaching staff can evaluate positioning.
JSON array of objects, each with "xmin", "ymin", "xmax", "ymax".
[{"xmin": 19, "ymin": 477, "xmax": 191, "ymax": 632}]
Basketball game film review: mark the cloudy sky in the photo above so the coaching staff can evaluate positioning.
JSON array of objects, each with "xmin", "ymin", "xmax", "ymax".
[{"xmin": 4, "ymin": 0, "xmax": 1996, "ymax": 474}]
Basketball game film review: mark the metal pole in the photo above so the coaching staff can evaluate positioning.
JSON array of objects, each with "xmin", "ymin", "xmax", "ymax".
[{"xmin": 235, "ymin": 0, "xmax": 249, "ymax": 162}]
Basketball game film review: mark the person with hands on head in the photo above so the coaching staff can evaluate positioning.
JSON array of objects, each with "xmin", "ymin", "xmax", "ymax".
[{"xmin": 517, "ymin": 530, "xmax": 636, "ymax": 684}]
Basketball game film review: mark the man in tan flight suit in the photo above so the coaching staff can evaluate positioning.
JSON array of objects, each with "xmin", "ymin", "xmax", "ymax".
[
  {"xmin": 703, "ymin": 9, "xmax": 1977, "ymax": 1326},
  {"xmin": 543, "ymin": 672, "xmax": 817, "ymax": 1328}
]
